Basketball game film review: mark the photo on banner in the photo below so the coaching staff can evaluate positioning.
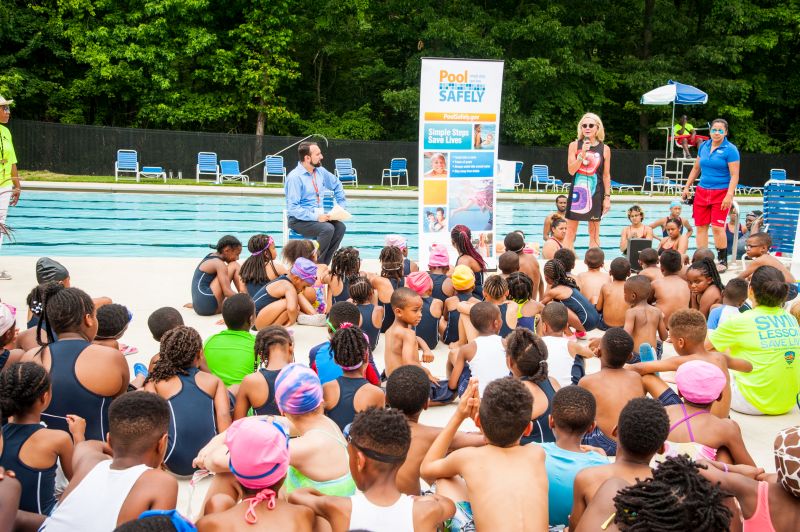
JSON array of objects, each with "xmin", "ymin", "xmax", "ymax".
[{"xmin": 418, "ymin": 57, "xmax": 504, "ymax": 268}]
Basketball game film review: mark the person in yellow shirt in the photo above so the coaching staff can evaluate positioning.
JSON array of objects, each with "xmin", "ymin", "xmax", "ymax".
[
  {"xmin": 0, "ymin": 95, "xmax": 22, "ymax": 280},
  {"xmin": 674, "ymin": 115, "xmax": 709, "ymax": 158}
]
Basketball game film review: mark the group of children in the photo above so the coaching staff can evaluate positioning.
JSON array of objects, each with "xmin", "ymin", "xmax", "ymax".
[{"xmin": 1, "ymin": 223, "xmax": 799, "ymax": 531}]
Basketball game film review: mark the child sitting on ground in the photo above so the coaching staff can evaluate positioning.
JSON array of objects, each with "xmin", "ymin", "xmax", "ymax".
[
  {"xmin": 657, "ymin": 360, "xmax": 755, "ymax": 465},
  {"xmin": 498, "ymin": 251, "xmax": 519, "ymax": 276},
  {"xmin": 310, "ymin": 302, "xmax": 380, "ymax": 386},
  {"xmin": 540, "ymin": 302, "xmax": 595, "ymax": 387},
  {"xmin": 196, "ymin": 417, "xmax": 314, "ymax": 531},
  {"xmin": 427, "ymin": 244, "xmax": 453, "ymax": 303},
  {"xmin": 372, "ymin": 245, "xmax": 407, "ymax": 332},
  {"xmin": 506, "ymin": 328, "xmax": 560, "ymax": 444},
  {"xmin": 324, "ymin": 247, "xmax": 361, "ymax": 308},
  {"xmin": 144, "ymin": 326, "xmax": 231, "ymax": 476},
  {"xmin": 708, "ymin": 277, "xmax": 748, "ymax": 330},
  {"xmin": 0, "ymin": 303, "xmax": 23, "ymax": 371},
  {"xmin": 569, "ymin": 397, "xmax": 669, "ymax": 529},
  {"xmin": 506, "ymin": 272, "xmax": 543, "ymax": 332},
  {"xmin": 421, "ymin": 378, "xmax": 549, "ymax": 531},
  {"xmin": 738, "ymin": 232, "xmax": 798, "ymax": 300},
  {"xmin": 456, "ymin": 275, "xmax": 519, "ymax": 340},
  {"xmin": 651, "ymin": 248, "xmax": 691, "ymax": 327},
  {"xmin": 233, "ymin": 326, "xmax": 294, "ymax": 419},
  {"xmin": 406, "ymin": 271, "xmax": 443, "ymax": 349},
  {"xmin": 385, "ymin": 366, "xmax": 485, "ymax": 496},
  {"xmin": 539, "ymin": 386, "xmax": 608, "ymax": 529},
  {"xmin": 554, "ymin": 248, "xmax": 577, "ymax": 281},
  {"xmin": 687, "ymin": 257, "xmax": 725, "ymax": 317},
  {"xmin": 452, "ymin": 225, "xmax": 486, "ymax": 299},
  {"xmin": 596, "ymin": 257, "xmax": 630, "ymax": 329},
  {"xmin": 447, "ymin": 302, "xmax": 509, "ymax": 397},
  {"xmin": 440, "ymin": 265, "xmax": 480, "ymax": 346},
  {"xmin": 203, "ymin": 293, "xmax": 256, "ymax": 388},
  {"xmin": 541, "ymin": 259, "xmax": 600, "ymax": 337},
  {"xmin": 41, "ymin": 393, "xmax": 178, "ymax": 530},
  {"xmin": 0, "ymin": 362, "xmax": 85, "ymax": 515},
  {"xmin": 386, "ymin": 234, "xmax": 419, "ymax": 275},
  {"xmin": 623, "ymin": 275, "xmax": 667, "ymax": 362},
  {"xmin": 239, "ymin": 234, "xmax": 287, "ymax": 299},
  {"xmin": 638, "ymin": 248, "xmax": 662, "ymax": 280},
  {"xmin": 699, "ymin": 425, "xmax": 800, "ymax": 531},
  {"xmin": 577, "ymin": 247, "xmax": 607, "ymax": 305},
  {"xmin": 93, "ymin": 303, "xmax": 134, "ymax": 354},
  {"xmin": 348, "ymin": 276, "xmax": 383, "ymax": 352},
  {"xmin": 323, "ymin": 325, "xmax": 385, "ymax": 431},
  {"xmin": 504, "ymin": 231, "xmax": 543, "ymax": 299},
  {"xmin": 290, "ymin": 407, "xmax": 454, "ymax": 531},
  {"xmin": 253, "ymin": 257, "xmax": 319, "ymax": 328}
]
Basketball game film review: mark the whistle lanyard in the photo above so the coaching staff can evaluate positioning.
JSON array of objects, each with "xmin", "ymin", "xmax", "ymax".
[{"xmin": 310, "ymin": 170, "xmax": 320, "ymax": 206}]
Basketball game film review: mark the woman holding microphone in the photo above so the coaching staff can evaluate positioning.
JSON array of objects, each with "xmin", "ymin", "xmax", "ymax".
[{"xmin": 564, "ymin": 113, "xmax": 611, "ymax": 249}]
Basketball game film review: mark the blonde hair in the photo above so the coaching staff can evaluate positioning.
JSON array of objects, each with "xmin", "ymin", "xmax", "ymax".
[{"xmin": 576, "ymin": 112, "xmax": 605, "ymax": 142}]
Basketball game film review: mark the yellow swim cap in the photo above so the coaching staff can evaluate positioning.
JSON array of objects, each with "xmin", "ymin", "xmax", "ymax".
[{"xmin": 452, "ymin": 264, "xmax": 476, "ymax": 291}]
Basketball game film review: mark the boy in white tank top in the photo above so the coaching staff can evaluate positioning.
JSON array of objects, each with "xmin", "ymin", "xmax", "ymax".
[
  {"xmin": 40, "ymin": 393, "xmax": 177, "ymax": 532},
  {"xmin": 289, "ymin": 407, "xmax": 454, "ymax": 531},
  {"xmin": 447, "ymin": 302, "xmax": 509, "ymax": 396},
  {"xmin": 540, "ymin": 302, "xmax": 595, "ymax": 387}
]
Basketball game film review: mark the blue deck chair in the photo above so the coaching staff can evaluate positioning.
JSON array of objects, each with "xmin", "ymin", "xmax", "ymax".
[
  {"xmin": 763, "ymin": 179, "xmax": 800, "ymax": 255},
  {"xmin": 381, "ymin": 158, "xmax": 409, "ymax": 187},
  {"xmin": 284, "ymin": 191, "xmax": 336, "ymax": 241},
  {"xmin": 642, "ymin": 164, "xmax": 680, "ymax": 194},
  {"xmin": 139, "ymin": 166, "xmax": 166, "ymax": 182},
  {"xmin": 513, "ymin": 161, "xmax": 524, "ymax": 190},
  {"xmin": 196, "ymin": 152, "xmax": 220, "ymax": 183},
  {"xmin": 771, "ymin": 168, "xmax": 787, "ymax": 181},
  {"xmin": 529, "ymin": 165, "xmax": 563, "ymax": 192},
  {"xmin": 610, "ymin": 179, "xmax": 637, "ymax": 192},
  {"xmin": 115, "ymin": 150, "xmax": 139, "ymax": 181},
  {"xmin": 334, "ymin": 158, "xmax": 358, "ymax": 187},
  {"xmin": 219, "ymin": 160, "xmax": 248, "ymax": 184},
  {"xmin": 263, "ymin": 155, "xmax": 286, "ymax": 184}
]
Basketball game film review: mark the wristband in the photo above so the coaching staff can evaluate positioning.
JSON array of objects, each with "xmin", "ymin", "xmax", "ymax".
[{"xmin": 722, "ymin": 463, "xmax": 729, "ymax": 473}]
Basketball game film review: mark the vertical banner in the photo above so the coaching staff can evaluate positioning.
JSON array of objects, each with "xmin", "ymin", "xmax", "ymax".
[{"xmin": 418, "ymin": 58, "xmax": 504, "ymax": 269}]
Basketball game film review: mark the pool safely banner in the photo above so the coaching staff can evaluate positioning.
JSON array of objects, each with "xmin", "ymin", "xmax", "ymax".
[{"xmin": 418, "ymin": 58, "xmax": 504, "ymax": 269}]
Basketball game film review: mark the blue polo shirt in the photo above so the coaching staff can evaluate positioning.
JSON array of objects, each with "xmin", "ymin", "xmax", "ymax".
[{"xmin": 698, "ymin": 138, "xmax": 740, "ymax": 190}]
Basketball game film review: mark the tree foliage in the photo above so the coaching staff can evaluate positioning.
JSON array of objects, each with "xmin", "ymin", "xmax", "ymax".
[{"xmin": 1, "ymin": 0, "xmax": 798, "ymax": 151}]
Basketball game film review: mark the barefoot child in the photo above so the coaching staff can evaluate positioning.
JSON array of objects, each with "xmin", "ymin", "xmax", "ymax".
[
  {"xmin": 92, "ymin": 303, "xmax": 133, "ymax": 354},
  {"xmin": 421, "ymin": 378, "xmax": 549, "ymax": 531},
  {"xmin": 540, "ymin": 302, "xmax": 595, "ymax": 387},
  {"xmin": 239, "ymin": 234, "xmax": 286, "ymax": 298},
  {"xmin": 651, "ymin": 249, "xmax": 691, "ymax": 327},
  {"xmin": 506, "ymin": 272, "xmax": 543, "ymax": 332},
  {"xmin": 577, "ymin": 247, "xmax": 607, "ymax": 305},
  {"xmin": 738, "ymin": 232, "xmax": 798, "ymax": 300},
  {"xmin": 596, "ymin": 257, "xmax": 630, "ymax": 329},
  {"xmin": 440, "ymin": 265, "xmax": 480, "ymax": 345},
  {"xmin": 290, "ymin": 407, "xmax": 455, "ymax": 531},
  {"xmin": 0, "ymin": 303, "xmax": 23, "ymax": 371},
  {"xmin": 406, "ymin": 271, "xmax": 443, "ymax": 349},
  {"xmin": 203, "ymin": 294, "xmax": 256, "ymax": 387},
  {"xmin": 506, "ymin": 328, "xmax": 560, "ymax": 444},
  {"xmin": 0, "ymin": 362, "xmax": 85, "ymax": 515},
  {"xmin": 253, "ymin": 257, "xmax": 319, "ymax": 328},
  {"xmin": 498, "ymin": 251, "xmax": 519, "ymax": 276},
  {"xmin": 385, "ymin": 366, "xmax": 485, "ymax": 496},
  {"xmin": 637, "ymin": 248, "xmax": 662, "ymax": 280},
  {"xmin": 348, "ymin": 276, "xmax": 383, "ymax": 352},
  {"xmin": 324, "ymin": 247, "xmax": 361, "ymax": 307},
  {"xmin": 542, "ymin": 259, "xmax": 600, "ymax": 337},
  {"xmin": 504, "ymin": 231, "xmax": 543, "ymax": 299},
  {"xmin": 372, "ymin": 245, "xmax": 406, "ymax": 332},
  {"xmin": 687, "ymin": 257, "xmax": 724, "ymax": 317},
  {"xmin": 386, "ymin": 234, "xmax": 419, "ymax": 275},
  {"xmin": 452, "ymin": 225, "xmax": 486, "ymax": 299},
  {"xmin": 448, "ymin": 302, "xmax": 509, "ymax": 397},
  {"xmin": 708, "ymin": 277, "xmax": 748, "ymax": 330},
  {"xmin": 457, "ymin": 275, "xmax": 518, "ymax": 339},
  {"xmin": 623, "ymin": 275, "xmax": 667, "ymax": 362},
  {"xmin": 189, "ymin": 235, "xmax": 245, "ymax": 316},
  {"xmin": 323, "ymin": 324, "xmax": 385, "ymax": 431},
  {"xmin": 234, "ymin": 326, "xmax": 294, "ymax": 419},
  {"xmin": 427, "ymin": 244, "xmax": 453, "ymax": 303},
  {"xmin": 196, "ymin": 417, "xmax": 314, "ymax": 531},
  {"xmin": 41, "ymin": 393, "xmax": 178, "ymax": 530}
]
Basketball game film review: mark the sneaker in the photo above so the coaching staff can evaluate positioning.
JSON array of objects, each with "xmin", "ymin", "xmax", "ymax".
[
  {"xmin": 297, "ymin": 313, "xmax": 327, "ymax": 327},
  {"xmin": 0, "ymin": 271, "xmax": 11, "ymax": 280},
  {"xmin": 133, "ymin": 363, "xmax": 148, "ymax": 379},
  {"xmin": 575, "ymin": 330, "xmax": 587, "ymax": 340}
]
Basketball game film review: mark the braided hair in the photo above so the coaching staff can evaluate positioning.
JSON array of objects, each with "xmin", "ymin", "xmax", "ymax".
[
  {"xmin": 26, "ymin": 283, "xmax": 47, "ymax": 321},
  {"xmin": 0, "ymin": 362, "xmax": 51, "ymax": 418},
  {"xmin": 330, "ymin": 247, "xmax": 361, "ymax": 284},
  {"xmin": 451, "ymin": 225, "xmax": 486, "ymax": 271},
  {"xmin": 507, "ymin": 272, "xmax": 534, "ymax": 301},
  {"xmin": 330, "ymin": 324, "xmax": 369, "ymax": 369},
  {"xmin": 483, "ymin": 275, "xmax": 508, "ymax": 300},
  {"xmin": 688, "ymin": 257, "xmax": 725, "ymax": 292},
  {"xmin": 543, "ymin": 259, "xmax": 578, "ymax": 289},
  {"xmin": 349, "ymin": 276, "xmax": 374, "ymax": 305},
  {"xmin": 613, "ymin": 454, "xmax": 732, "ymax": 531},
  {"xmin": 254, "ymin": 325, "xmax": 293, "ymax": 367},
  {"xmin": 36, "ymin": 283, "xmax": 95, "ymax": 347},
  {"xmin": 211, "ymin": 235, "xmax": 241, "ymax": 253},
  {"xmin": 283, "ymin": 240, "xmax": 316, "ymax": 264},
  {"xmin": 379, "ymin": 246, "xmax": 404, "ymax": 281},
  {"xmin": 146, "ymin": 326, "xmax": 203, "ymax": 383},
  {"xmin": 505, "ymin": 328, "xmax": 548, "ymax": 382},
  {"xmin": 240, "ymin": 234, "xmax": 279, "ymax": 285}
]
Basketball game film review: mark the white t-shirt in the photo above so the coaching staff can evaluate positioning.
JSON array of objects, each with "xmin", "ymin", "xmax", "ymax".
[
  {"xmin": 542, "ymin": 336, "xmax": 577, "ymax": 388},
  {"xmin": 469, "ymin": 335, "xmax": 509, "ymax": 395}
]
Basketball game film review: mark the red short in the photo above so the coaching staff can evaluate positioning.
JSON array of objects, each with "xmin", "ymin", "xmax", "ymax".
[{"xmin": 693, "ymin": 186, "xmax": 730, "ymax": 228}]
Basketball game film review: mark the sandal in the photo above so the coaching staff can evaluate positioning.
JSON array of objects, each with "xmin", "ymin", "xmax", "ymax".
[{"xmin": 716, "ymin": 262, "xmax": 728, "ymax": 273}]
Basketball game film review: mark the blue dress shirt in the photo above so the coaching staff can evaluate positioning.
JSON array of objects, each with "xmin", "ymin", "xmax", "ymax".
[{"xmin": 285, "ymin": 162, "xmax": 347, "ymax": 221}]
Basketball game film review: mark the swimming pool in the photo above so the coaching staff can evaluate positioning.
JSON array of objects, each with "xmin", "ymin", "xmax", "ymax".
[{"xmin": 6, "ymin": 191, "xmax": 694, "ymax": 259}]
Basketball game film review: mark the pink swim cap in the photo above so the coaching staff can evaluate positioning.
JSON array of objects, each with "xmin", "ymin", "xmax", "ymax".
[
  {"xmin": 428, "ymin": 245, "xmax": 450, "ymax": 268},
  {"xmin": 675, "ymin": 360, "xmax": 726, "ymax": 404},
  {"xmin": 291, "ymin": 257, "xmax": 318, "ymax": 285},
  {"xmin": 385, "ymin": 234, "xmax": 407, "ymax": 251},
  {"xmin": 405, "ymin": 271, "xmax": 433, "ymax": 296}
]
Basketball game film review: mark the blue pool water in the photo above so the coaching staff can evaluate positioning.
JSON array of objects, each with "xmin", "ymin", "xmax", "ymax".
[{"xmin": 6, "ymin": 191, "xmax": 690, "ymax": 259}]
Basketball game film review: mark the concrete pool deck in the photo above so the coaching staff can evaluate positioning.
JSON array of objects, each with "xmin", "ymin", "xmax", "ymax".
[{"xmin": 0, "ymin": 254, "xmax": 791, "ymax": 518}]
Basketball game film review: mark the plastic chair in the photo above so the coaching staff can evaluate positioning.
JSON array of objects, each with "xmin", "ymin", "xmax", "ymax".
[
  {"xmin": 770, "ymin": 169, "xmax": 787, "ymax": 181},
  {"xmin": 610, "ymin": 179, "xmax": 637, "ymax": 192},
  {"xmin": 114, "ymin": 150, "xmax": 139, "ymax": 181},
  {"xmin": 381, "ymin": 158, "xmax": 409, "ymax": 187},
  {"xmin": 139, "ymin": 166, "xmax": 167, "ymax": 182},
  {"xmin": 263, "ymin": 155, "xmax": 286, "ymax": 184},
  {"xmin": 334, "ymin": 158, "xmax": 358, "ymax": 187},
  {"xmin": 196, "ymin": 152, "xmax": 220, "ymax": 183},
  {"xmin": 284, "ymin": 191, "xmax": 336, "ymax": 241},
  {"xmin": 528, "ymin": 165, "xmax": 563, "ymax": 192},
  {"xmin": 642, "ymin": 164, "xmax": 680, "ymax": 194},
  {"xmin": 219, "ymin": 160, "xmax": 248, "ymax": 184},
  {"xmin": 763, "ymin": 179, "xmax": 800, "ymax": 255},
  {"xmin": 513, "ymin": 161, "xmax": 524, "ymax": 190}
]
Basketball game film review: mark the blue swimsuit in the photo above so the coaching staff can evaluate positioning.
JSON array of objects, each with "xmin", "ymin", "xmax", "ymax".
[
  {"xmin": 331, "ymin": 276, "xmax": 351, "ymax": 305},
  {"xmin": 0, "ymin": 424, "xmax": 57, "ymax": 514},
  {"xmin": 252, "ymin": 275, "xmax": 289, "ymax": 315},
  {"xmin": 560, "ymin": 287, "xmax": 600, "ymax": 331},
  {"xmin": 358, "ymin": 303, "xmax": 380, "ymax": 352},
  {"xmin": 430, "ymin": 273, "xmax": 448, "ymax": 303},
  {"xmin": 43, "ymin": 339, "xmax": 111, "ymax": 441},
  {"xmin": 380, "ymin": 278, "xmax": 405, "ymax": 333},
  {"xmin": 403, "ymin": 258, "xmax": 412, "ymax": 276},
  {"xmin": 443, "ymin": 293, "xmax": 474, "ymax": 344},
  {"xmin": 253, "ymin": 368, "xmax": 281, "ymax": 416},
  {"xmin": 325, "ymin": 376, "xmax": 370, "ymax": 432},
  {"xmin": 0, "ymin": 349, "xmax": 8, "ymax": 372},
  {"xmin": 191, "ymin": 254, "xmax": 222, "ymax": 316},
  {"xmin": 163, "ymin": 367, "xmax": 219, "ymax": 476},
  {"xmin": 415, "ymin": 297, "xmax": 439, "ymax": 349},
  {"xmin": 498, "ymin": 303, "xmax": 513, "ymax": 337},
  {"xmin": 520, "ymin": 379, "xmax": 557, "ymax": 445}
]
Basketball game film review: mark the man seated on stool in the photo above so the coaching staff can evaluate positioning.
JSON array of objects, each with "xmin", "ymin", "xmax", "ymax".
[
  {"xmin": 285, "ymin": 142, "xmax": 348, "ymax": 265},
  {"xmin": 674, "ymin": 115, "xmax": 709, "ymax": 158}
]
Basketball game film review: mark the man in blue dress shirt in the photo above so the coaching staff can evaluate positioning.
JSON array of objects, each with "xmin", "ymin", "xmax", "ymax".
[{"xmin": 285, "ymin": 142, "xmax": 348, "ymax": 264}]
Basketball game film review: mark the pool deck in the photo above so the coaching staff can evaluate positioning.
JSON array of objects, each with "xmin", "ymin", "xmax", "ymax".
[{"xmin": 0, "ymin": 254, "xmax": 791, "ymax": 517}]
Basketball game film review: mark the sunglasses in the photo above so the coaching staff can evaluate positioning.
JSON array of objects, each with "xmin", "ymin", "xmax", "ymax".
[
  {"xmin": 0, "ymin": 106, "xmax": 9, "ymax": 112},
  {"xmin": 710, "ymin": 128, "xmax": 725, "ymax": 134},
  {"xmin": 581, "ymin": 123, "xmax": 596, "ymax": 129}
]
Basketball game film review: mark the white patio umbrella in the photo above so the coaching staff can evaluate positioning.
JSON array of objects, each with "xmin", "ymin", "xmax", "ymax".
[{"xmin": 641, "ymin": 80, "xmax": 708, "ymax": 157}]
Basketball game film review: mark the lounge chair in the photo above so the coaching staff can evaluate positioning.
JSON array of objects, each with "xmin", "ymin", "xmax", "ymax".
[
  {"xmin": 264, "ymin": 155, "xmax": 286, "ymax": 184},
  {"xmin": 513, "ymin": 161, "xmax": 524, "ymax": 190},
  {"xmin": 219, "ymin": 160, "xmax": 249, "ymax": 184},
  {"xmin": 334, "ymin": 158, "xmax": 358, "ymax": 187},
  {"xmin": 610, "ymin": 179, "xmax": 637, "ymax": 192},
  {"xmin": 642, "ymin": 164, "xmax": 680, "ymax": 194},
  {"xmin": 114, "ymin": 150, "xmax": 139, "ymax": 182},
  {"xmin": 381, "ymin": 158, "xmax": 409, "ymax": 187},
  {"xmin": 529, "ymin": 165, "xmax": 564, "ymax": 192},
  {"xmin": 196, "ymin": 152, "xmax": 220, "ymax": 183}
]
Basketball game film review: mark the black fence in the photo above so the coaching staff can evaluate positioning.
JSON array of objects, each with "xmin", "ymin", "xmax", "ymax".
[{"xmin": 8, "ymin": 119, "xmax": 797, "ymax": 187}]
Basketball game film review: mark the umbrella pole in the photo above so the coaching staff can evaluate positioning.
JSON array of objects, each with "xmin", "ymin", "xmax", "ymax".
[{"xmin": 670, "ymin": 102, "xmax": 676, "ymax": 158}]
